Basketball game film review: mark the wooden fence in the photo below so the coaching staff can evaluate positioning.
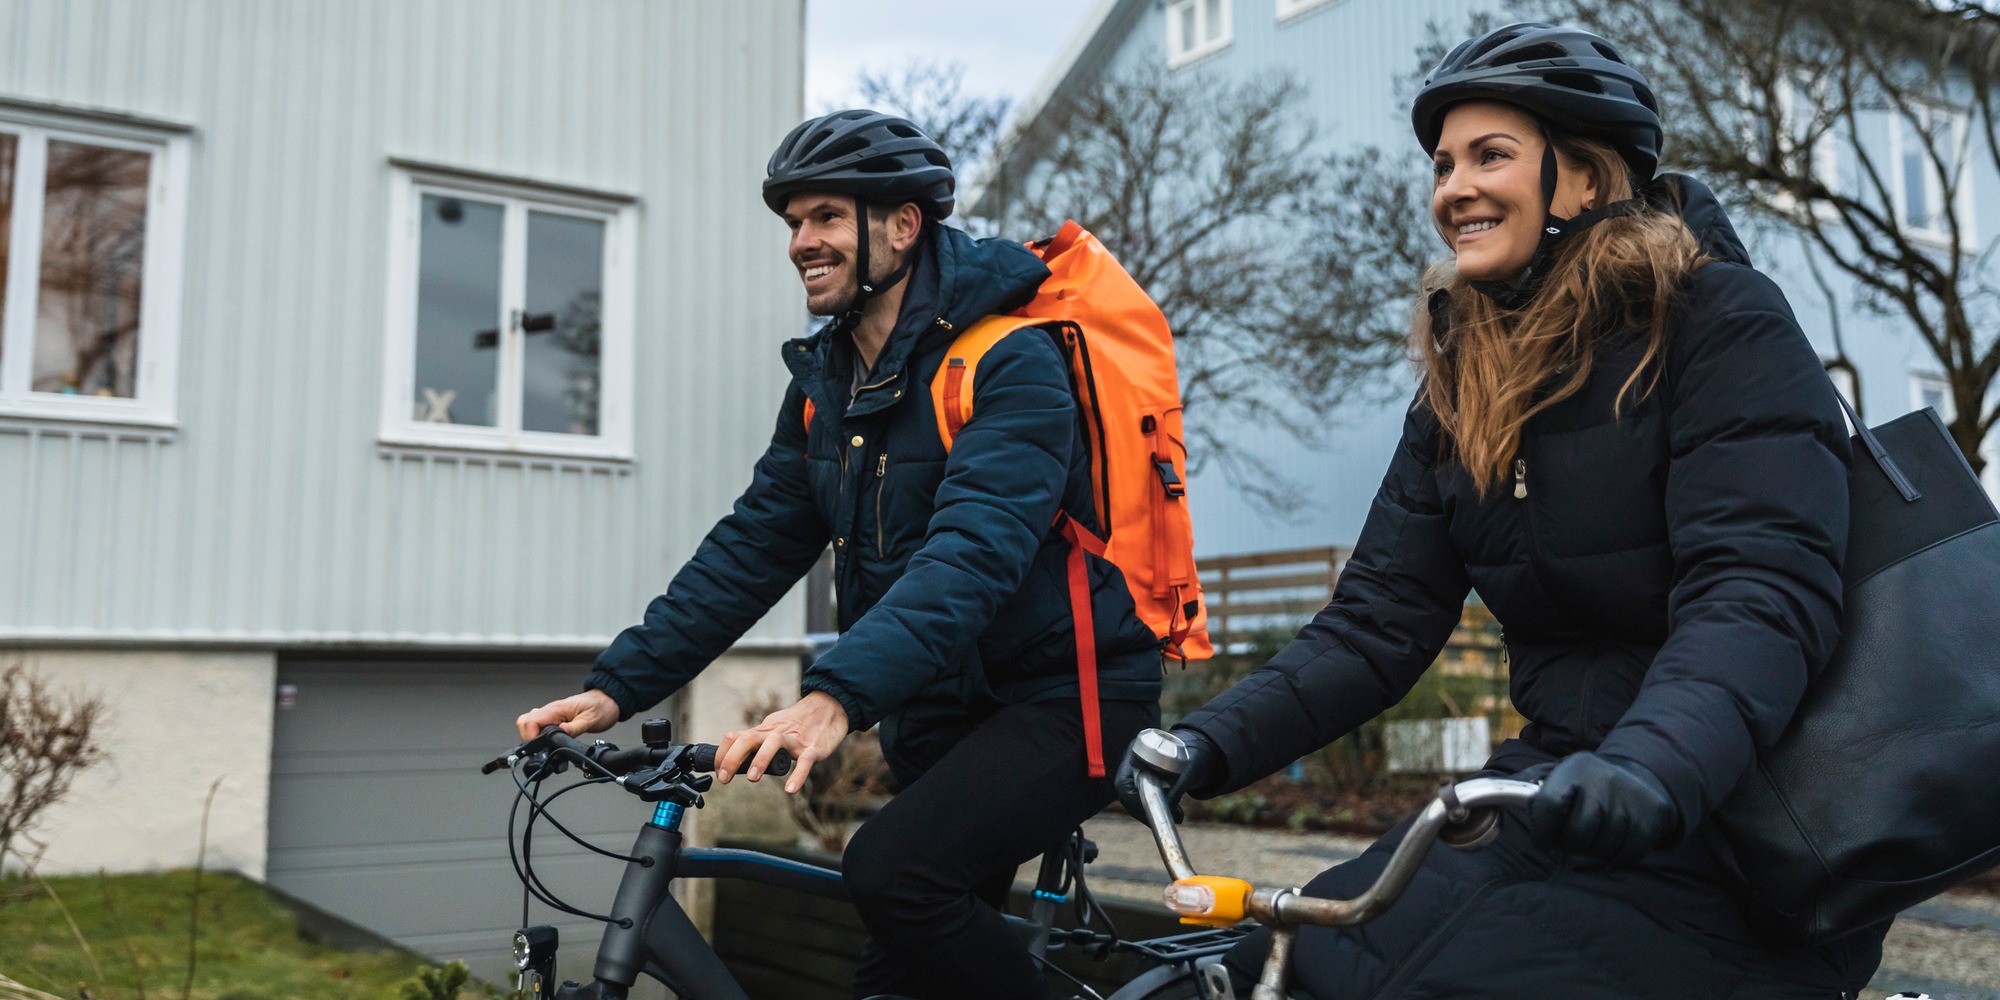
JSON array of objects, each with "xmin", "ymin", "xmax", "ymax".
[
  {"xmin": 1198, "ymin": 545, "xmax": 1502, "ymax": 666},
  {"xmin": 1199, "ymin": 545, "xmax": 1347, "ymax": 650}
]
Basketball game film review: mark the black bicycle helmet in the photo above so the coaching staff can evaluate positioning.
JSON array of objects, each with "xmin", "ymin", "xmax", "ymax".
[
  {"xmin": 1412, "ymin": 22, "xmax": 1662, "ymax": 182},
  {"xmin": 763, "ymin": 109, "xmax": 956, "ymax": 219}
]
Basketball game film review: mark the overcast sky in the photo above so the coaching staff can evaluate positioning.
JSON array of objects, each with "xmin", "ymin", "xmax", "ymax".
[{"xmin": 804, "ymin": 0, "xmax": 1096, "ymax": 113}]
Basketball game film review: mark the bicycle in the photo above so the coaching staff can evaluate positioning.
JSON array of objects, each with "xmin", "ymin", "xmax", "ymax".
[
  {"xmin": 482, "ymin": 721, "xmax": 1247, "ymax": 1000},
  {"xmin": 1122, "ymin": 728, "xmax": 1540, "ymax": 1000}
]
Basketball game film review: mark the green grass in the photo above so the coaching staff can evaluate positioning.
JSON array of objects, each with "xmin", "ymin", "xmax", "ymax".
[{"xmin": 0, "ymin": 869, "xmax": 440, "ymax": 1000}]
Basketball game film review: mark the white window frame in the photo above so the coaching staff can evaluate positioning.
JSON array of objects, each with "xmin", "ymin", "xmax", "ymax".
[
  {"xmin": 1166, "ymin": 0, "xmax": 1233, "ymax": 69},
  {"xmin": 1276, "ymin": 0, "xmax": 1336, "ymax": 22},
  {"xmin": 1910, "ymin": 371, "xmax": 1955, "ymax": 422},
  {"xmin": 0, "ymin": 108, "xmax": 190, "ymax": 428},
  {"xmin": 1889, "ymin": 103, "xmax": 1976, "ymax": 251},
  {"xmin": 379, "ymin": 163, "xmax": 637, "ymax": 461}
]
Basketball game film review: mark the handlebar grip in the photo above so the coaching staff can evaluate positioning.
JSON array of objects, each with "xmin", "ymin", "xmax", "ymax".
[{"xmin": 688, "ymin": 743, "xmax": 794, "ymax": 777}]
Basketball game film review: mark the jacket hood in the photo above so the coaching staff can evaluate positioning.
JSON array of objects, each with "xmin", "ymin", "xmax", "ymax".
[{"xmin": 1652, "ymin": 173, "xmax": 1751, "ymax": 267}]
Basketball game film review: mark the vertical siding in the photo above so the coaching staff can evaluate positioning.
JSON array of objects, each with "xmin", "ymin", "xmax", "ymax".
[{"xmin": 0, "ymin": 0, "xmax": 808, "ymax": 644}]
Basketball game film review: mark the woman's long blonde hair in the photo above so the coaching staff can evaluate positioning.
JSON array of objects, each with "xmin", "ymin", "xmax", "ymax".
[{"xmin": 1415, "ymin": 133, "xmax": 1707, "ymax": 494}]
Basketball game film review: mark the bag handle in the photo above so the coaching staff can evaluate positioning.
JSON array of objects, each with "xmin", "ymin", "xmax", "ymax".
[{"xmin": 1831, "ymin": 385, "xmax": 1921, "ymax": 503}]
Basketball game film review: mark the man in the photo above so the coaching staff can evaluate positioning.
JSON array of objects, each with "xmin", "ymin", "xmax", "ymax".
[{"xmin": 515, "ymin": 110, "xmax": 1164, "ymax": 1000}]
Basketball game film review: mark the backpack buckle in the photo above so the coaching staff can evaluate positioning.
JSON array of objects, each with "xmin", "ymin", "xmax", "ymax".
[{"xmin": 1152, "ymin": 456, "xmax": 1185, "ymax": 498}]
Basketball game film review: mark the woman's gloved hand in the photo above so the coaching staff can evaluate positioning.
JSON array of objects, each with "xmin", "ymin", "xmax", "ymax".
[
  {"xmin": 1528, "ymin": 752, "xmax": 1679, "ymax": 866},
  {"xmin": 1113, "ymin": 729, "xmax": 1221, "ymax": 825}
]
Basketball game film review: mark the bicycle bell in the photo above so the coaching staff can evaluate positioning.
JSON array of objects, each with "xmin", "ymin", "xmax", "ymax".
[{"xmin": 1132, "ymin": 728, "xmax": 1190, "ymax": 776}]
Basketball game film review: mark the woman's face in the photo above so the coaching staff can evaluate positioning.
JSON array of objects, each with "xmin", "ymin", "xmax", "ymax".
[{"xmin": 1430, "ymin": 101, "xmax": 1598, "ymax": 282}]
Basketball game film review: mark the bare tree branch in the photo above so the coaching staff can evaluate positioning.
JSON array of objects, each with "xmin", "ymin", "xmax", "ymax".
[
  {"xmin": 1532, "ymin": 0, "xmax": 2000, "ymax": 469},
  {"xmin": 975, "ymin": 67, "xmax": 1427, "ymax": 512}
]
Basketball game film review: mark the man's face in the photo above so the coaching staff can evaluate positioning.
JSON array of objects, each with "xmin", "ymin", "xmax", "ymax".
[
  {"xmin": 784, "ymin": 193, "xmax": 861, "ymax": 316},
  {"xmin": 782, "ymin": 193, "xmax": 899, "ymax": 317}
]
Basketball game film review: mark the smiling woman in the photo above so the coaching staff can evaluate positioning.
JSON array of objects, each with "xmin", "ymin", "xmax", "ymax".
[{"xmin": 1416, "ymin": 101, "xmax": 1701, "ymax": 491}]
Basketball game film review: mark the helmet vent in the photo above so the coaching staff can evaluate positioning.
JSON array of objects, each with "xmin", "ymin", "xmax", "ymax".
[
  {"xmin": 856, "ymin": 157, "xmax": 903, "ymax": 173},
  {"xmin": 1544, "ymin": 71, "xmax": 1606, "ymax": 95},
  {"xmin": 1495, "ymin": 42, "xmax": 1569, "ymax": 65},
  {"xmin": 825, "ymin": 136, "xmax": 872, "ymax": 160},
  {"xmin": 888, "ymin": 123, "xmax": 921, "ymax": 138},
  {"xmin": 1591, "ymin": 42, "xmax": 1624, "ymax": 62}
]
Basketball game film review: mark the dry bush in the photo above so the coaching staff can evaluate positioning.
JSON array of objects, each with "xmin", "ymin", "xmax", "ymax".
[{"xmin": 0, "ymin": 661, "xmax": 107, "ymax": 870}]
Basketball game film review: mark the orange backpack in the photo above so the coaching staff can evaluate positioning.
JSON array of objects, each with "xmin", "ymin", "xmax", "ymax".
[{"xmin": 933, "ymin": 221, "xmax": 1213, "ymax": 776}]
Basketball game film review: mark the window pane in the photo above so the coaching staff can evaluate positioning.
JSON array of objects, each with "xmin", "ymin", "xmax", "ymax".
[
  {"xmin": 1203, "ymin": 0, "xmax": 1222, "ymax": 42},
  {"xmin": 1177, "ymin": 3, "xmax": 1195, "ymax": 53},
  {"xmin": 521, "ymin": 211, "xmax": 605, "ymax": 436},
  {"xmin": 0, "ymin": 134, "xmax": 15, "ymax": 372},
  {"xmin": 33, "ymin": 140, "xmax": 148, "ymax": 397},
  {"xmin": 1904, "ymin": 120, "xmax": 1930, "ymax": 231},
  {"xmin": 413, "ymin": 193, "xmax": 502, "ymax": 426}
]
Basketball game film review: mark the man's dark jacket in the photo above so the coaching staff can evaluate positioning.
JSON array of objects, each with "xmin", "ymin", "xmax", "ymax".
[
  {"xmin": 589, "ymin": 224, "xmax": 1162, "ymax": 749},
  {"xmin": 1181, "ymin": 177, "xmax": 1882, "ymax": 996}
]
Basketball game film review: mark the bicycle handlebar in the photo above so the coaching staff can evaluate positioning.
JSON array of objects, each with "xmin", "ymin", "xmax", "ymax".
[
  {"xmin": 1126, "ymin": 729, "xmax": 1536, "ymax": 930},
  {"xmin": 480, "ymin": 727, "xmax": 793, "ymax": 785}
]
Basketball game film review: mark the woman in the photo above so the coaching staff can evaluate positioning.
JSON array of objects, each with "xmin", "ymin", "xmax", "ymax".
[{"xmin": 1118, "ymin": 22, "xmax": 1888, "ymax": 998}]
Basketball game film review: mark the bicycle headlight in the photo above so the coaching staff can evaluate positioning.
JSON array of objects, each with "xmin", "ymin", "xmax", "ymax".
[
  {"xmin": 1162, "ymin": 876, "xmax": 1252, "ymax": 927},
  {"xmin": 513, "ymin": 925, "xmax": 557, "ymax": 971}
]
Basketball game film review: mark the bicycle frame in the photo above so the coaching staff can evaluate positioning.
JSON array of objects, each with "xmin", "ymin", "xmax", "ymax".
[
  {"xmin": 541, "ymin": 801, "xmax": 846, "ymax": 1000},
  {"xmin": 534, "ymin": 805, "xmax": 1239, "ymax": 1000}
]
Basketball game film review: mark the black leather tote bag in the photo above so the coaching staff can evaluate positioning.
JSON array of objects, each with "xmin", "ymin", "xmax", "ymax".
[{"xmin": 1711, "ymin": 398, "xmax": 2000, "ymax": 945}]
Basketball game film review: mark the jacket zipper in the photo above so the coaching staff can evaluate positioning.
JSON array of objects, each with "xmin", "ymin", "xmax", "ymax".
[
  {"xmin": 874, "ymin": 453, "xmax": 889, "ymax": 557},
  {"xmin": 1514, "ymin": 450, "xmax": 1566, "ymax": 606}
]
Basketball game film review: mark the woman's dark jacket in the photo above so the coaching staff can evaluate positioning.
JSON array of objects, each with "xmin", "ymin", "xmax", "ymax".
[
  {"xmin": 1180, "ymin": 177, "xmax": 1883, "ymax": 995},
  {"xmin": 587, "ymin": 224, "xmax": 1161, "ymax": 743}
]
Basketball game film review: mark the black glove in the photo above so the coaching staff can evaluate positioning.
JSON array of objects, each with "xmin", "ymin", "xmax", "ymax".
[
  {"xmin": 1528, "ymin": 752, "xmax": 1679, "ymax": 866},
  {"xmin": 1114, "ymin": 729, "xmax": 1221, "ymax": 825}
]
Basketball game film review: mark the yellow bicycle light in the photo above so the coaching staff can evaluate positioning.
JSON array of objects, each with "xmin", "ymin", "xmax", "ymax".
[{"xmin": 1162, "ymin": 875, "xmax": 1253, "ymax": 927}]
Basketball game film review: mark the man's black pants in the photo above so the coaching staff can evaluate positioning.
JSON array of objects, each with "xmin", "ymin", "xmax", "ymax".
[{"xmin": 843, "ymin": 696, "xmax": 1158, "ymax": 1000}]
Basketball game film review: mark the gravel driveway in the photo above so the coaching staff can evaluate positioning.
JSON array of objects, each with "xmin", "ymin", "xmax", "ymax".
[{"xmin": 1026, "ymin": 818, "xmax": 2000, "ymax": 1000}]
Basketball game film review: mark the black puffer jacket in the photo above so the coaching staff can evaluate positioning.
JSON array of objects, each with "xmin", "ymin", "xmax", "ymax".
[{"xmin": 1180, "ymin": 177, "xmax": 1882, "ymax": 995}]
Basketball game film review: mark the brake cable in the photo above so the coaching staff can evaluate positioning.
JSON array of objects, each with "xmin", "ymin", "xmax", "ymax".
[{"xmin": 508, "ymin": 764, "xmax": 631, "ymax": 926}]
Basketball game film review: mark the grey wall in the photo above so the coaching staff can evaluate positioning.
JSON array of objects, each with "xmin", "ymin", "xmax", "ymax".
[{"xmin": 0, "ymin": 0, "xmax": 811, "ymax": 647}]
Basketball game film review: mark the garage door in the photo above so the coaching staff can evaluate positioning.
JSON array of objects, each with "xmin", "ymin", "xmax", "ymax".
[{"xmin": 268, "ymin": 657, "xmax": 679, "ymax": 988}]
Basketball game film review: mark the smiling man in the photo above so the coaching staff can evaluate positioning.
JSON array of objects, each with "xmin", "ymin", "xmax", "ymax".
[{"xmin": 515, "ymin": 110, "xmax": 1164, "ymax": 1000}]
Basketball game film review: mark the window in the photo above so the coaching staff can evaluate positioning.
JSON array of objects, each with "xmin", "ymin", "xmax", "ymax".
[
  {"xmin": 1891, "ymin": 104, "xmax": 1974, "ymax": 248},
  {"xmin": 0, "ymin": 113, "xmax": 189, "ymax": 426},
  {"xmin": 1276, "ymin": 0, "xmax": 1335, "ymax": 21},
  {"xmin": 380, "ymin": 165, "xmax": 636, "ymax": 459},
  {"xmin": 1911, "ymin": 372, "xmax": 1954, "ymax": 422},
  {"xmin": 1166, "ymin": 0, "xmax": 1232, "ymax": 67}
]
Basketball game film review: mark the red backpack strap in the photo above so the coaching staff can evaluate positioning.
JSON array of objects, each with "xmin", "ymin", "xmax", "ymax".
[
  {"xmin": 1056, "ymin": 512, "xmax": 1111, "ymax": 778},
  {"xmin": 930, "ymin": 316, "xmax": 1047, "ymax": 451}
]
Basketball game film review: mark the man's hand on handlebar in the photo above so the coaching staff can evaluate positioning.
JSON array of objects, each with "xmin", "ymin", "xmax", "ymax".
[
  {"xmin": 516, "ymin": 689, "xmax": 621, "ymax": 740},
  {"xmin": 716, "ymin": 691, "xmax": 849, "ymax": 795}
]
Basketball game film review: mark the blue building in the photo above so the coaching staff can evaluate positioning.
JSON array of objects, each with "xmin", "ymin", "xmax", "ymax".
[{"xmin": 974, "ymin": 0, "xmax": 1997, "ymax": 558}]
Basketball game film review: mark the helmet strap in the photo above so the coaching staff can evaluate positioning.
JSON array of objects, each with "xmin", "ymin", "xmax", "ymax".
[
  {"xmin": 837, "ymin": 196, "xmax": 917, "ymax": 328},
  {"xmin": 1469, "ymin": 122, "xmax": 1639, "ymax": 310}
]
